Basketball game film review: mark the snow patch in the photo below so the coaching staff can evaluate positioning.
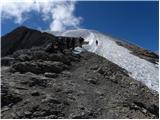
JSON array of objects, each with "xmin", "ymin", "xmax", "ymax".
[{"xmin": 61, "ymin": 29, "xmax": 159, "ymax": 93}]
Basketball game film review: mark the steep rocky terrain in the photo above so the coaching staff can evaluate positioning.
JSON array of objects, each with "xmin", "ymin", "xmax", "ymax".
[
  {"xmin": 1, "ymin": 26, "xmax": 159, "ymax": 119},
  {"xmin": 1, "ymin": 26, "xmax": 80, "ymax": 57}
]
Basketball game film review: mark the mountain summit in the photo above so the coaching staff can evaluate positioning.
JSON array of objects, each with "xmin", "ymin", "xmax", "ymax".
[{"xmin": 1, "ymin": 26, "xmax": 159, "ymax": 119}]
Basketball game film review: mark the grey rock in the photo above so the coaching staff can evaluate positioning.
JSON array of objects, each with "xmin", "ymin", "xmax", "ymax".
[
  {"xmin": 28, "ymin": 76, "xmax": 51, "ymax": 87},
  {"xmin": 24, "ymin": 111, "xmax": 32, "ymax": 116},
  {"xmin": 97, "ymin": 67, "xmax": 105, "ymax": 74},
  {"xmin": 42, "ymin": 95, "xmax": 61, "ymax": 104},
  {"xmin": 95, "ymin": 91, "xmax": 104, "ymax": 97},
  {"xmin": 17, "ymin": 54, "xmax": 31, "ymax": 61},
  {"xmin": 12, "ymin": 61, "xmax": 68, "ymax": 74},
  {"xmin": 1, "ymin": 83, "xmax": 22, "ymax": 107},
  {"xmin": 1, "ymin": 106, "xmax": 10, "ymax": 112},
  {"xmin": 142, "ymin": 109, "xmax": 147, "ymax": 114},
  {"xmin": 62, "ymin": 71, "xmax": 71, "ymax": 77},
  {"xmin": 31, "ymin": 91, "xmax": 40, "ymax": 96},
  {"xmin": 85, "ymin": 78, "xmax": 97, "ymax": 84},
  {"xmin": 44, "ymin": 72, "xmax": 58, "ymax": 78},
  {"xmin": 45, "ymin": 115, "xmax": 57, "ymax": 119},
  {"xmin": 90, "ymin": 65, "xmax": 99, "ymax": 70}
]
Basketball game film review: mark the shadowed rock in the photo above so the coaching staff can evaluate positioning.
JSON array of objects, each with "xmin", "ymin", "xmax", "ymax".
[
  {"xmin": 11, "ymin": 61, "xmax": 68, "ymax": 74},
  {"xmin": 1, "ymin": 26, "xmax": 56, "ymax": 57},
  {"xmin": 1, "ymin": 83, "xmax": 22, "ymax": 107}
]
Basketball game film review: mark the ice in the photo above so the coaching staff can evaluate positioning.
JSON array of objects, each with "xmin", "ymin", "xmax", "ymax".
[{"xmin": 59, "ymin": 29, "xmax": 159, "ymax": 92}]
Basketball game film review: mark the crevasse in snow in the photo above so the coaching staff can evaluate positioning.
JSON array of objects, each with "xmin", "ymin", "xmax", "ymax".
[{"xmin": 60, "ymin": 29, "xmax": 159, "ymax": 92}]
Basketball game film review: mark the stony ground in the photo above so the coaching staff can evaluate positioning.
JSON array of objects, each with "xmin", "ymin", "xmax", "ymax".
[{"xmin": 1, "ymin": 48, "xmax": 159, "ymax": 119}]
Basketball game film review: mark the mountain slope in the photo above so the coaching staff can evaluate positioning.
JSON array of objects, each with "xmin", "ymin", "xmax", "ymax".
[
  {"xmin": 1, "ymin": 26, "xmax": 159, "ymax": 119},
  {"xmin": 1, "ymin": 49, "xmax": 159, "ymax": 119},
  {"xmin": 60, "ymin": 29, "xmax": 159, "ymax": 93}
]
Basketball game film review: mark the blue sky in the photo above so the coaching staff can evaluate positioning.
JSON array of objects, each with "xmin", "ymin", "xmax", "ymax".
[{"xmin": 1, "ymin": 1, "xmax": 159, "ymax": 52}]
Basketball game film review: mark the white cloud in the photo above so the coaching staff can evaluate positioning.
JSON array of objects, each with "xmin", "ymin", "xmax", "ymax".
[{"xmin": 1, "ymin": 0, "xmax": 82, "ymax": 31}]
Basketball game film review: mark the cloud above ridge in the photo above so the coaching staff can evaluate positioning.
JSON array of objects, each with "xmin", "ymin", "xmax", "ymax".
[{"xmin": 1, "ymin": 0, "xmax": 82, "ymax": 31}]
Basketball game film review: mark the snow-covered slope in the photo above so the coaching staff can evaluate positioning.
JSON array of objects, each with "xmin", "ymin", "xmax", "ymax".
[{"xmin": 60, "ymin": 29, "xmax": 159, "ymax": 93}]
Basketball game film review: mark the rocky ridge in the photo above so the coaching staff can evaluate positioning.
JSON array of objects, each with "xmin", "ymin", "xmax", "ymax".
[{"xmin": 1, "ymin": 26, "xmax": 159, "ymax": 119}]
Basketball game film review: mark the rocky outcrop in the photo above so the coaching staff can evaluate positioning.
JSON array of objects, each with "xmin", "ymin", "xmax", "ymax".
[
  {"xmin": 1, "ymin": 26, "xmax": 84, "ymax": 57},
  {"xmin": 115, "ymin": 41, "xmax": 159, "ymax": 64},
  {"xmin": 1, "ymin": 26, "xmax": 55, "ymax": 56}
]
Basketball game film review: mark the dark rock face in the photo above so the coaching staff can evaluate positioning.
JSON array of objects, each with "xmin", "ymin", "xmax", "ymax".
[
  {"xmin": 1, "ymin": 26, "xmax": 84, "ymax": 57},
  {"xmin": 1, "ymin": 26, "xmax": 56, "ymax": 57}
]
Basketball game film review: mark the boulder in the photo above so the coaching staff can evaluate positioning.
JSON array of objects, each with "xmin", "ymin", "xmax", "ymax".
[
  {"xmin": 44, "ymin": 72, "xmax": 58, "ymax": 78},
  {"xmin": 24, "ymin": 111, "xmax": 32, "ymax": 118}
]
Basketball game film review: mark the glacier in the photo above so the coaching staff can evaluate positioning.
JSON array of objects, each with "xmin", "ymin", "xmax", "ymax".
[{"xmin": 59, "ymin": 29, "xmax": 159, "ymax": 93}]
